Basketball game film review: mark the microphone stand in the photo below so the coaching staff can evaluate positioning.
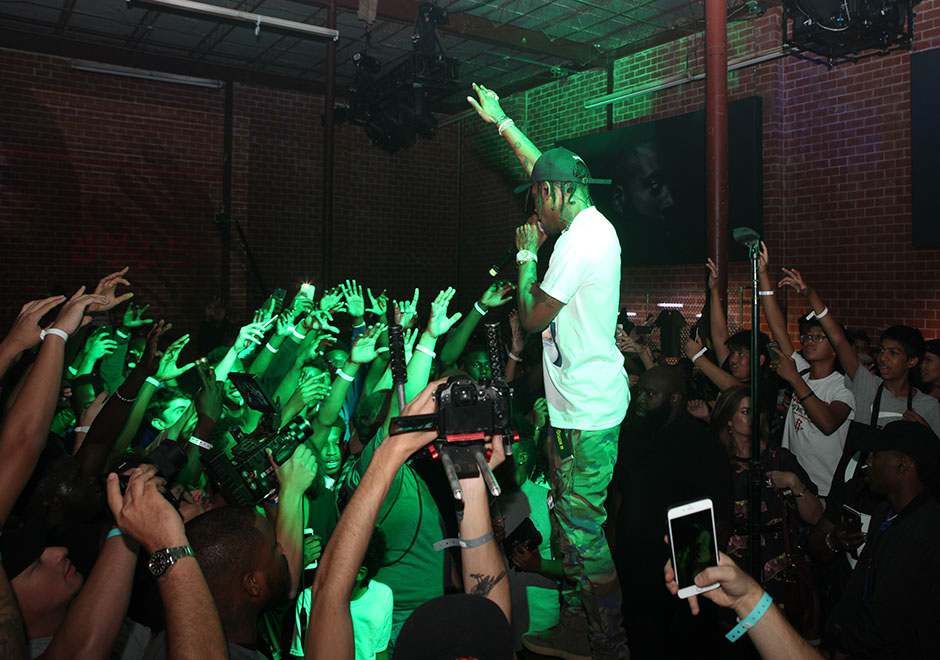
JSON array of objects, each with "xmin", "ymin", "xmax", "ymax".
[{"xmin": 734, "ymin": 227, "xmax": 763, "ymax": 580}]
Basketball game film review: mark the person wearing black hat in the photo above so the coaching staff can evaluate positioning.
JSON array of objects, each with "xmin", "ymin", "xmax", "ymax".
[
  {"xmin": 468, "ymin": 84, "xmax": 630, "ymax": 660},
  {"xmin": 823, "ymin": 420, "xmax": 940, "ymax": 659}
]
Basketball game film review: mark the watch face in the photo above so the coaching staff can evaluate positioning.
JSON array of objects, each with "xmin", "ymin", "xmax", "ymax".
[{"xmin": 149, "ymin": 551, "xmax": 171, "ymax": 577}]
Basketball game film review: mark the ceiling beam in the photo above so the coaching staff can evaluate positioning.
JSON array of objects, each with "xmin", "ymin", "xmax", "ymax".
[
  {"xmin": 289, "ymin": 0, "xmax": 599, "ymax": 66},
  {"xmin": 0, "ymin": 29, "xmax": 335, "ymax": 95}
]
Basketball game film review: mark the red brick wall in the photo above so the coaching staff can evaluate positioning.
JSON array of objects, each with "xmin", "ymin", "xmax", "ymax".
[
  {"xmin": 459, "ymin": 0, "xmax": 940, "ymax": 342},
  {"xmin": 0, "ymin": 49, "xmax": 458, "ymax": 339}
]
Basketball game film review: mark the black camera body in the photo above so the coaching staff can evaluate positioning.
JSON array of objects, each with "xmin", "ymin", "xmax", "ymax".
[
  {"xmin": 436, "ymin": 376, "xmax": 512, "ymax": 443},
  {"xmin": 201, "ymin": 415, "xmax": 313, "ymax": 507},
  {"xmin": 116, "ymin": 441, "xmax": 188, "ymax": 508}
]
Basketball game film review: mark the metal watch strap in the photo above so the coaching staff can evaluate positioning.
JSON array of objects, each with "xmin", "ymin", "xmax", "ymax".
[{"xmin": 148, "ymin": 545, "xmax": 194, "ymax": 577}]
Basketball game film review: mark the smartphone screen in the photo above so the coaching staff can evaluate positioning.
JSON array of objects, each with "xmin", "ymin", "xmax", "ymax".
[{"xmin": 668, "ymin": 499, "xmax": 720, "ymax": 598}]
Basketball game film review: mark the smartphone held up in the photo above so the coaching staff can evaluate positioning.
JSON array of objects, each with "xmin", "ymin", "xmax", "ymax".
[{"xmin": 668, "ymin": 498, "xmax": 721, "ymax": 599}]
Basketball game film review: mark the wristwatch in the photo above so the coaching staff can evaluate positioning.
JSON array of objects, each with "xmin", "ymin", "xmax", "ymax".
[{"xmin": 148, "ymin": 546, "xmax": 194, "ymax": 577}]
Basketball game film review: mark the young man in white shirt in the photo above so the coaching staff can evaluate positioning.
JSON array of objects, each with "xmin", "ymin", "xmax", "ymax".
[
  {"xmin": 468, "ymin": 83, "xmax": 630, "ymax": 660},
  {"xmin": 758, "ymin": 243, "xmax": 854, "ymax": 497}
]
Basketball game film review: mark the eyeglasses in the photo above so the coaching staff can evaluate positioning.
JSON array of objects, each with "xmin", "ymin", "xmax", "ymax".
[{"xmin": 800, "ymin": 334, "xmax": 829, "ymax": 344}]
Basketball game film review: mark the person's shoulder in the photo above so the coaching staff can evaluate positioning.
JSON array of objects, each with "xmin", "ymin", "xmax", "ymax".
[{"xmin": 912, "ymin": 389, "xmax": 940, "ymax": 414}]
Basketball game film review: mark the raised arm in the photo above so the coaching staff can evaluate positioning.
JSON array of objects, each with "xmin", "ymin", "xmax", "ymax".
[
  {"xmin": 706, "ymin": 259, "xmax": 731, "ymax": 365},
  {"xmin": 684, "ymin": 335, "xmax": 742, "ymax": 392},
  {"xmin": 0, "ymin": 287, "xmax": 107, "ymax": 524},
  {"xmin": 271, "ymin": 444, "xmax": 319, "ymax": 600},
  {"xmin": 515, "ymin": 222, "xmax": 559, "ymax": 333},
  {"xmin": 440, "ymin": 281, "xmax": 513, "ymax": 367},
  {"xmin": 757, "ymin": 243, "xmax": 795, "ymax": 357},
  {"xmin": 304, "ymin": 384, "xmax": 440, "ymax": 660},
  {"xmin": 456, "ymin": 442, "xmax": 511, "ymax": 623},
  {"xmin": 106, "ymin": 465, "xmax": 226, "ymax": 660},
  {"xmin": 779, "ymin": 268, "xmax": 859, "ymax": 380},
  {"xmin": 0, "ymin": 296, "xmax": 67, "ymax": 383},
  {"xmin": 467, "ymin": 83, "xmax": 541, "ymax": 176}
]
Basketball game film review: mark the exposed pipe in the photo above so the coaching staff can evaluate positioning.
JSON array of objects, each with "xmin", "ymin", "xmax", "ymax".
[
  {"xmin": 221, "ymin": 81, "xmax": 233, "ymax": 303},
  {"xmin": 129, "ymin": 0, "xmax": 339, "ymax": 41},
  {"xmin": 583, "ymin": 47, "xmax": 790, "ymax": 109},
  {"xmin": 321, "ymin": 0, "xmax": 337, "ymax": 287}
]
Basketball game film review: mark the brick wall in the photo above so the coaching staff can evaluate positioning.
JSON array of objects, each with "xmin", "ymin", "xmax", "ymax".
[
  {"xmin": 0, "ymin": 49, "xmax": 458, "ymax": 340},
  {"xmin": 3, "ymin": 0, "xmax": 940, "ymax": 347},
  {"xmin": 459, "ymin": 0, "xmax": 940, "ymax": 342}
]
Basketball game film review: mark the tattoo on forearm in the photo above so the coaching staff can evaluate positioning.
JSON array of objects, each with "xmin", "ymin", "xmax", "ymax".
[{"xmin": 469, "ymin": 570, "xmax": 507, "ymax": 598}]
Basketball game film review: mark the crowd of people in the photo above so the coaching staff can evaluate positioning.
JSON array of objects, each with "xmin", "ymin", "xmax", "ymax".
[{"xmin": 1, "ymin": 83, "xmax": 938, "ymax": 660}]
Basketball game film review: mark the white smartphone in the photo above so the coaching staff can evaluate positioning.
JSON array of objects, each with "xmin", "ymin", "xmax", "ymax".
[{"xmin": 667, "ymin": 498, "xmax": 721, "ymax": 599}]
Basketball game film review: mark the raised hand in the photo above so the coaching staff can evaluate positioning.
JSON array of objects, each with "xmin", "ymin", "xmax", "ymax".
[
  {"xmin": 366, "ymin": 288, "xmax": 388, "ymax": 317},
  {"xmin": 394, "ymin": 288, "xmax": 420, "ymax": 329},
  {"xmin": 758, "ymin": 241, "xmax": 769, "ymax": 275},
  {"xmin": 275, "ymin": 312, "xmax": 296, "ymax": 338},
  {"xmin": 665, "ymin": 549, "xmax": 763, "ymax": 616},
  {"xmin": 479, "ymin": 281, "xmax": 514, "ymax": 312},
  {"xmin": 319, "ymin": 286, "xmax": 345, "ymax": 314},
  {"xmin": 285, "ymin": 372, "xmax": 331, "ymax": 416},
  {"xmin": 2, "ymin": 295, "xmax": 66, "ymax": 352},
  {"xmin": 403, "ymin": 326, "xmax": 419, "ymax": 364},
  {"xmin": 204, "ymin": 295, "xmax": 227, "ymax": 322},
  {"xmin": 52, "ymin": 286, "xmax": 111, "ymax": 336},
  {"xmin": 466, "ymin": 82, "xmax": 507, "ymax": 124},
  {"xmin": 194, "ymin": 362, "xmax": 223, "ymax": 422},
  {"xmin": 106, "ymin": 464, "xmax": 185, "ymax": 553},
  {"xmin": 779, "ymin": 267, "xmax": 810, "ymax": 296},
  {"xmin": 141, "ymin": 320, "xmax": 172, "ymax": 374},
  {"xmin": 684, "ymin": 336, "xmax": 705, "ymax": 360},
  {"xmin": 341, "ymin": 279, "xmax": 366, "ymax": 320},
  {"xmin": 274, "ymin": 443, "xmax": 319, "ymax": 495},
  {"xmin": 706, "ymin": 258, "xmax": 719, "ymax": 291},
  {"xmin": 515, "ymin": 222, "xmax": 540, "ymax": 253},
  {"xmin": 616, "ymin": 327, "xmax": 640, "ymax": 354},
  {"xmin": 88, "ymin": 267, "xmax": 134, "ymax": 312},
  {"xmin": 122, "ymin": 302, "xmax": 153, "ymax": 329},
  {"xmin": 350, "ymin": 324, "xmax": 390, "ymax": 365},
  {"xmin": 85, "ymin": 329, "xmax": 118, "ymax": 361},
  {"xmin": 427, "ymin": 288, "xmax": 462, "ymax": 339},
  {"xmin": 236, "ymin": 320, "xmax": 266, "ymax": 352},
  {"xmin": 531, "ymin": 397, "xmax": 548, "ymax": 429},
  {"xmin": 156, "ymin": 334, "xmax": 196, "ymax": 382}
]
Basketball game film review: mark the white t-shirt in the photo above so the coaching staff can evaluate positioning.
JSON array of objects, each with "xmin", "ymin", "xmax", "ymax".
[
  {"xmin": 539, "ymin": 206, "xmax": 629, "ymax": 430},
  {"xmin": 291, "ymin": 579, "xmax": 393, "ymax": 660},
  {"xmin": 781, "ymin": 352, "xmax": 855, "ymax": 496}
]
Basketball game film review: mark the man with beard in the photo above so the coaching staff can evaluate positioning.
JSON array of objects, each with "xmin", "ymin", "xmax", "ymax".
[
  {"xmin": 824, "ymin": 421, "xmax": 940, "ymax": 658},
  {"xmin": 611, "ymin": 366, "xmax": 733, "ymax": 659}
]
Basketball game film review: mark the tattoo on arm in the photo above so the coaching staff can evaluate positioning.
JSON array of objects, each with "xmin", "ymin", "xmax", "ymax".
[
  {"xmin": 469, "ymin": 571, "xmax": 507, "ymax": 598},
  {"xmin": 533, "ymin": 288, "xmax": 562, "ymax": 311}
]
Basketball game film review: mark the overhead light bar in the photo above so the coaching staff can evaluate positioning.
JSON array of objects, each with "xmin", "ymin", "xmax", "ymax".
[
  {"xmin": 657, "ymin": 302, "xmax": 684, "ymax": 309},
  {"xmin": 129, "ymin": 0, "xmax": 339, "ymax": 41},
  {"xmin": 70, "ymin": 60, "xmax": 223, "ymax": 88},
  {"xmin": 584, "ymin": 46, "xmax": 792, "ymax": 110}
]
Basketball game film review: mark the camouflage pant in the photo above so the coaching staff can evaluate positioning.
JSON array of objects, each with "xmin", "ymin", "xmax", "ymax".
[{"xmin": 548, "ymin": 424, "xmax": 629, "ymax": 659}]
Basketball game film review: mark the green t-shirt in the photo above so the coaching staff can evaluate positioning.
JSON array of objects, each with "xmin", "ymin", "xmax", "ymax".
[{"xmin": 344, "ymin": 435, "xmax": 446, "ymax": 612}]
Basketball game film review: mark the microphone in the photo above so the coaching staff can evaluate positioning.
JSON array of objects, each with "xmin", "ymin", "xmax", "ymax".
[{"xmin": 489, "ymin": 247, "xmax": 516, "ymax": 277}]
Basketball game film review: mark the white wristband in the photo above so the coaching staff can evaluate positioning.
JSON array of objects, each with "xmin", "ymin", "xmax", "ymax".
[
  {"xmin": 265, "ymin": 342, "xmax": 279, "ymax": 354},
  {"xmin": 758, "ymin": 290, "xmax": 774, "ymax": 296},
  {"xmin": 691, "ymin": 346, "xmax": 708, "ymax": 363},
  {"xmin": 115, "ymin": 329, "xmax": 131, "ymax": 339},
  {"xmin": 189, "ymin": 436, "xmax": 213, "ymax": 450},
  {"xmin": 291, "ymin": 328, "xmax": 306, "ymax": 340},
  {"xmin": 497, "ymin": 117, "xmax": 515, "ymax": 136},
  {"xmin": 507, "ymin": 351, "xmax": 522, "ymax": 362},
  {"xmin": 473, "ymin": 301, "xmax": 487, "ymax": 316},
  {"xmin": 40, "ymin": 328, "xmax": 69, "ymax": 342},
  {"xmin": 74, "ymin": 426, "xmax": 91, "ymax": 434},
  {"xmin": 815, "ymin": 307, "xmax": 829, "ymax": 319},
  {"xmin": 336, "ymin": 369, "xmax": 356, "ymax": 383},
  {"xmin": 145, "ymin": 377, "xmax": 162, "ymax": 389},
  {"xmin": 516, "ymin": 249, "xmax": 537, "ymax": 265},
  {"xmin": 415, "ymin": 344, "xmax": 436, "ymax": 359}
]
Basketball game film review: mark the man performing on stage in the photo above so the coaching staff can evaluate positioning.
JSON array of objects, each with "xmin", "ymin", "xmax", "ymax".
[{"xmin": 468, "ymin": 83, "xmax": 630, "ymax": 660}]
